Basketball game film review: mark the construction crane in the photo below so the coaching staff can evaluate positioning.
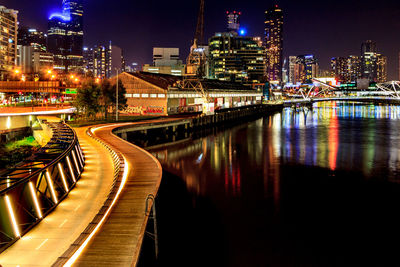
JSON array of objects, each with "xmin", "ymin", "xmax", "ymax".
[
  {"xmin": 182, "ymin": 0, "xmax": 211, "ymax": 114},
  {"xmin": 186, "ymin": 0, "xmax": 207, "ymax": 78}
]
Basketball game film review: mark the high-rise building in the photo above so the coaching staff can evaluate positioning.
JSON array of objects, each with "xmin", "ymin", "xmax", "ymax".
[
  {"xmin": 152, "ymin": 48, "xmax": 181, "ymax": 66},
  {"xmin": 209, "ymin": 32, "xmax": 265, "ymax": 84},
  {"xmin": 227, "ymin": 11, "xmax": 240, "ymax": 33},
  {"xmin": 47, "ymin": 0, "xmax": 83, "ymax": 72},
  {"xmin": 360, "ymin": 40, "xmax": 387, "ymax": 83},
  {"xmin": 291, "ymin": 55, "xmax": 318, "ymax": 84},
  {"xmin": 0, "ymin": 6, "xmax": 18, "ymax": 77},
  {"xmin": 361, "ymin": 40, "xmax": 377, "ymax": 82},
  {"xmin": 288, "ymin": 56, "xmax": 297, "ymax": 84},
  {"xmin": 17, "ymin": 45, "xmax": 54, "ymax": 74},
  {"xmin": 47, "ymin": 14, "xmax": 69, "ymax": 71},
  {"xmin": 361, "ymin": 40, "xmax": 377, "ymax": 55},
  {"xmin": 18, "ymin": 27, "xmax": 47, "ymax": 52},
  {"xmin": 331, "ymin": 56, "xmax": 361, "ymax": 83},
  {"xmin": 83, "ymin": 42, "xmax": 125, "ymax": 78},
  {"xmin": 265, "ymin": 5, "xmax": 283, "ymax": 84},
  {"xmin": 376, "ymin": 54, "xmax": 387, "ymax": 83},
  {"xmin": 143, "ymin": 47, "xmax": 185, "ymax": 76}
]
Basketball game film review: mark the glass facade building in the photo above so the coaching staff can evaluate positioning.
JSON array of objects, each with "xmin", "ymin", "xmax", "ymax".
[
  {"xmin": 0, "ymin": 6, "xmax": 18, "ymax": 77},
  {"xmin": 209, "ymin": 32, "xmax": 265, "ymax": 84},
  {"xmin": 47, "ymin": 0, "xmax": 83, "ymax": 72},
  {"xmin": 265, "ymin": 5, "xmax": 283, "ymax": 84}
]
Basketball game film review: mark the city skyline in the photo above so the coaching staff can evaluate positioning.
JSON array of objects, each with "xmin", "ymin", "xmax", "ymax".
[{"xmin": 3, "ymin": 0, "xmax": 400, "ymax": 79}]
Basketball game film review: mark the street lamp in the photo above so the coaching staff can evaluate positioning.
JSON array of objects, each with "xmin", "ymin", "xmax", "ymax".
[{"xmin": 115, "ymin": 68, "xmax": 119, "ymax": 121}]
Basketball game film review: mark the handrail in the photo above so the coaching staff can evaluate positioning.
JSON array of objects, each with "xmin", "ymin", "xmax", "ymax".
[
  {"xmin": 0, "ymin": 122, "xmax": 85, "ymax": 253},
  {"xmin": 0, "ymin": 122, "xmax": 78, "ymax": 194}
]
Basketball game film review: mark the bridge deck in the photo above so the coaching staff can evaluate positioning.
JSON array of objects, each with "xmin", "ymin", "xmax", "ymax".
[
  {"xmin": 0, "ymin": 127, "xmax": 115, "ymax": 266},
  {"xmin": 72, "ymin": 122, "xmax": 163, "ymax": 266}
]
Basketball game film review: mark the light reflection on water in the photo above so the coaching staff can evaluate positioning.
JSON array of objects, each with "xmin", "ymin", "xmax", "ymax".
[
  {"xmin": 147, "ymin": 101, "xmax": 400, "ymax": 266},
  {"xmin": 152, "ymin": 102, "xmax": 400, "ymax": 198}
]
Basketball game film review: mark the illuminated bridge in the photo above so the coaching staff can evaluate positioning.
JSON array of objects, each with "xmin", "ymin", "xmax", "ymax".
[
  {"xmin": 282, "ymin": 80, "xmax": 400, "ymax": 103},
  {"xmin": 0, "ymin": 121, "xmax": 85, "ymax": 252}
]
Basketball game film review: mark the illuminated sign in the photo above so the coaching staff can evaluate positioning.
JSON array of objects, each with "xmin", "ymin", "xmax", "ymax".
[{"xmin": 65, "ymin": 88, "xmax": 77, "ymax": 94}]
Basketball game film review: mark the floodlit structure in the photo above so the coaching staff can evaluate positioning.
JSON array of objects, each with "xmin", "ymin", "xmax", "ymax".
[
  {"xmin": 265, "ymin": 5, "xmax": 283, "ymax": 84},
  {"xmin": 0, "ymin": 6, "xmax": 18, "ymax": 78},
  {"xmin": 376, "ymin": 81, "xmax": 400, "ymax": 98}
]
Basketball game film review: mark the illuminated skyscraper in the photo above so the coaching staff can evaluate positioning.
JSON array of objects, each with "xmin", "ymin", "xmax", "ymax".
[
  {"xmin": 292, "ymin": 55, "xmax": 318, "ymax": 84},
  {"xmin": 361, "ymin": 40, "xmax": 377, "ymax": 81},
  {"xmin": 265, "ymin": 5, "xmax": 283, "ymax": 84},
  {"xmin": 209, "ymin": 32, "xmax": 265, "ymax": 84},
  {"xmin": 0, "ymin": 6, "xmax": 18, "ymax": 77},
  {"xmin": 63, "ymin": 0, "xmax": 83, "ymax": 71},
  {"xmin": 376, "ymin": 54, "xmax": 387, "ymax": 83},
  {"xmin": 360, "ymin": 40, "xmax": 386, "ymax": 83},
  {"xmin": 47, "ymin": 0, "xmax": 83, "ymax": 72},
  {"xmin": 331, "ymin": 56, "xmax": 361, "ymax": 83},
  {"xmin": 227, "ymin": 11, "xmax": 240, "ymax": 33},
  {"xmin": 18, "ymin": 27, "xmax": 47, "ymax": 52}
]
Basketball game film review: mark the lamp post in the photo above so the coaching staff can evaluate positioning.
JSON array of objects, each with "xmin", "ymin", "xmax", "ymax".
[{"xmin": 116, "ymin": 68, "xmax": 119, "ymax": 121}]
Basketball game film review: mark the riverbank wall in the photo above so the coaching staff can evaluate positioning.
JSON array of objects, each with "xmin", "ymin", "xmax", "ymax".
[{"xmin": 113, "ymin": 104, "xmax": 283, "ymax": 143}]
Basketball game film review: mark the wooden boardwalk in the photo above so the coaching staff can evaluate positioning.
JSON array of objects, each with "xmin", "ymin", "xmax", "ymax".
[{"xmin": 73, "ymin": 123, "xmax": 163, "ymax": 266}]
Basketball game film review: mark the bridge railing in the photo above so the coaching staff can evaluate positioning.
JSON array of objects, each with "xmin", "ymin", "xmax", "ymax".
[{"xmin": 0, "ymin": 122, "xmax": 85, "ymax": 252}]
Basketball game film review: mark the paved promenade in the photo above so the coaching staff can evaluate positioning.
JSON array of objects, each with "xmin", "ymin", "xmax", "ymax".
[
  {"xmin": 0, "ymin": 127, "xmax": 115, "ymax": 267},
  {"xmin": 71, "ymin": 123, "xmax": 163, "ymax": 266}
]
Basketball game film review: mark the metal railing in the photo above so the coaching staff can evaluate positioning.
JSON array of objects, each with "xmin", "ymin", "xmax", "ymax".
[{"xmin": 0, "ymin": 122, "xmax": 85, "ymax": 252}]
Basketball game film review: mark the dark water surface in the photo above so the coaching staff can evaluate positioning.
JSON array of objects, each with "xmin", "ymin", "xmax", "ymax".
[{"xmin": 138, "ymin": 102, "xmax": 400, "ymax": 267}]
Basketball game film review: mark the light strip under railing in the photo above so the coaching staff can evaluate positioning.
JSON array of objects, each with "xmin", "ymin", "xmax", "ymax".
[
  {"xmin": 5, "ymin": 195, "xmax": 20, "ymax": 238},
  {"xmin": 75, "ymin": 146, "xmax": 84, "ymax": 168},
  {"xmin": 57, "ymin": 163, "xmax": 69, "ymax": 193},
  {"xmin": 29, "ymin": 182, "xmax": 43, "ymax": 219},
  {"xmin": 45, "ymin": 171, "xmax": 58, "ymax": 204},
  {"xmin": 66, "ymin": 156, "xmax": 76, "ymax": 183},
  {"xmin": 71, "ymin": 150, "xmax": 81, "ymax": 175}
]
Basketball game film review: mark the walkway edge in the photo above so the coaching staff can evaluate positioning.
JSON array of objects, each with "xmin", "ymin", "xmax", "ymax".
[
  {"xmin": 53, "ymin": 122, "xmax": 163, "ymax": 267},
  {"xmin": 52, "ymin": 126, "xmax": 125, "ymax": 267}
]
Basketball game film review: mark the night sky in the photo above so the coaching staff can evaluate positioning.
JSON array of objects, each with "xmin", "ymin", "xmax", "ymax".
[{"xmin": 4, "ymin": 0, "xmax": 400, "ymax": 79}]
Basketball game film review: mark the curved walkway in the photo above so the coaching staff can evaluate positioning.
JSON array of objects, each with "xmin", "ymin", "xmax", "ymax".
[
  {"xmin": 0, "ymin": 127, "xmax": 115, "ymax": 267},
  {"xmin": 68, "ymin": 123, "xmax": 163, "ymax": 266}
]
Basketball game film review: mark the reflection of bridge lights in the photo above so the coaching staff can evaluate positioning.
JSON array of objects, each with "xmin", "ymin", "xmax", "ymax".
[
  {"xmin": 58, "ymin": 163, "xmax": 69, "ymax": 193},
  {"xmin": 46, "ymin": 171, "xmax": 58, "ymax": 204},
  {"xmin": 5, "ymin": 195, "xmax": 20, "ymax": 238},
  {"xmin": 66, "ymin": 156, "xmax": 76, "ymax": 182},
  {"xmin": 29, "ymin": 182, "xmax": 43, "ymax": 219}
]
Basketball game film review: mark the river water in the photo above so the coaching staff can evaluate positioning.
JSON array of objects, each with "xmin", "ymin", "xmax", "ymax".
[{"xmin": 138, "ymin": 101, "xmax": 400, "ymax": 267}]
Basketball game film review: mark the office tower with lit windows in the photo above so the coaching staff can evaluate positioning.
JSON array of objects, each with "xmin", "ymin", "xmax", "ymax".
[
  {"xmin": 291, "ymin": 55, "xmax": 318, "ymax": 84},
  {"xmin": 361, "ymin": 40, "xmax": 377, "ymax": 81},
  {"xmin": 47, "ymin": 0, "xmax": 83, "ymax": 72},
  {"xmin": 83, "ymin": 42, "xmax": 125, "ymax": 78},
  {"xmin": 265, "ymin": 5, "xmax": 283, "ymax": 84},
  {"xmin": 360, "ymin": 40, "xmax": 387, "ymax": 83},
  {"xmin": 18, "ymin": 27, "xmax": 47, "ymax": 52},
  {"xmin": 288, "ymin": 56, "xmax": 297, "ymax": 84},
  {"xmin": 227, "ymin": 11, "xmax": 241, "ymax": 33},
  {"xmin": 47, "ymin": 14, "xmax": 69, "ymax": 71},
  {"xmin": 331, "ymin": 56, "xmax": 361, "ymax": 83},
  {"xmin": 209, "ymin": 32, "xmax": 265, "ymax": 84},
  {"xmin": 0, "ymin": 6, "xmax": 18, "ymax": 78},
  {"xmin": 377, "ymin": 54, "xmax": 387, "ymax": 83}
]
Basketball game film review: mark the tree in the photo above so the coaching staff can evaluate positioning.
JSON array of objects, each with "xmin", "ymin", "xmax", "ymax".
[
  {"xmin": 74, "ymin": 79, "xmax": 101, "ymax": 120},
  {"xmin": 99, "ymin": 79, "xmax": 113, "ymax": 120},
  {"xmin": 105, "ymin": 79, "xmax": 128, "ymax": 116}
]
